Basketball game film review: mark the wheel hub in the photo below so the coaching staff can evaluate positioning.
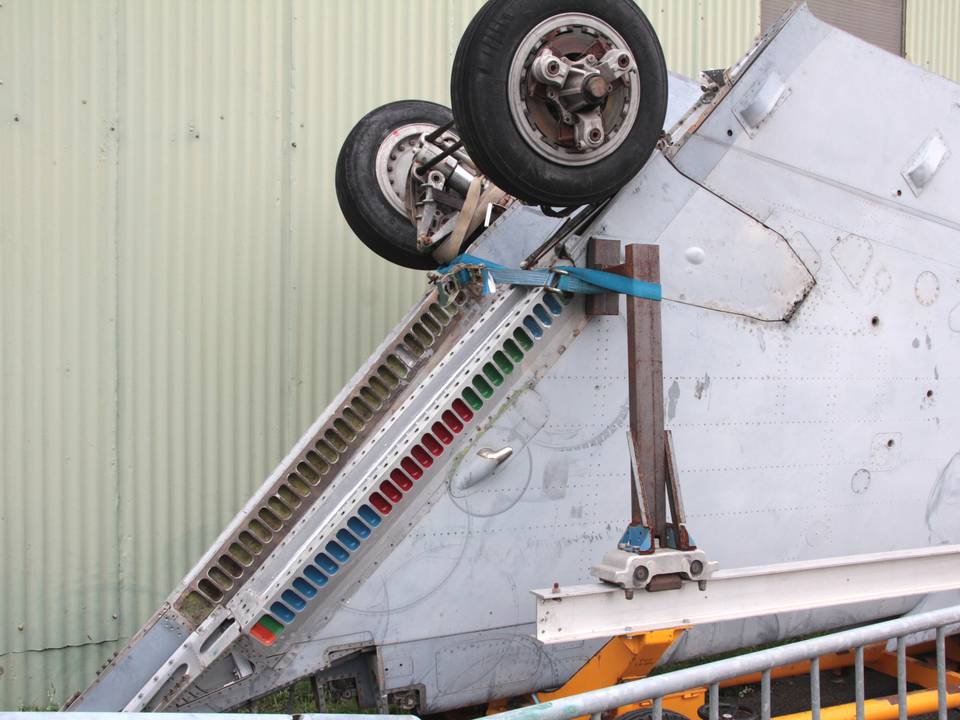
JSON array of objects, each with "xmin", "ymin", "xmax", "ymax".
[
  {"xmin": 508, "ymin": 12, "xmax": 640, "ymax": 166},
  {"xmin": 582, "ymin": 74, "xmax": 610, "ymax": 102},
  {"xmin": 374, "ymin": 123, "xmax": 439, "ymax": 215}
]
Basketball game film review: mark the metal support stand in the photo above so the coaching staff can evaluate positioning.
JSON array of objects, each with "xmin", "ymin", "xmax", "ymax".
[{"xmin": 587, "ymin": 241, "xmax": 711, "ymax": 593}]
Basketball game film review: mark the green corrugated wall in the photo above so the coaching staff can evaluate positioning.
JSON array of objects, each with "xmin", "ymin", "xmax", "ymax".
[
  {"xmin": 1, "ymin": 0, "xmax": 957, "ymax": 710},
  {"xmin": 906, "ymin": 0, "xmax": 960, "ymax": 82}
]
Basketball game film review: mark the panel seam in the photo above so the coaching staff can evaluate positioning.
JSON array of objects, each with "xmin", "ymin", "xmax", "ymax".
[
  {"xmin": 112, "ymin": 0, "xmax": 125, "ymax": 640},
  {"xmin": 281, "ymin": 0, "xmax": 297, "ymax": 447}
]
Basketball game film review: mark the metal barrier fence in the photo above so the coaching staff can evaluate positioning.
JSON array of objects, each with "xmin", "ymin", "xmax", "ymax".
[
  {"xmin": 0, "ymin": 711, "xmax": 420, "ymax": 720},
  {"xmin": 0, "ymin": 715, "xmax": 418, "ymax": 720},
  {"xmin": 485, "ymin": 605, "xmax": 960, "ymax": 720}
]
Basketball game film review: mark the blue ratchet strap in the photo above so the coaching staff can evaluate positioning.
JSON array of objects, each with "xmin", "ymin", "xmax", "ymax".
[{"xmin": 437, "ymin": 253, "xmax": 662, "ymax": 301}]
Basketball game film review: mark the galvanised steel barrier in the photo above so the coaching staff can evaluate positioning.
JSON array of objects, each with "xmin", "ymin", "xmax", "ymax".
[{"xmin": 486, "ymin": 605, "xmax": 960, "ymax": 720}]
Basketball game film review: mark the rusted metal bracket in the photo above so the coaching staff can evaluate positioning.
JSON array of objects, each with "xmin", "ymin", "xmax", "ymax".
[
  {"xmin": 585, "ymin": 237, "xmax": 621, "ymax": 316},
  {"xmin": 664, "ymin": 429, "xmax": 694, "ymax": 551}
]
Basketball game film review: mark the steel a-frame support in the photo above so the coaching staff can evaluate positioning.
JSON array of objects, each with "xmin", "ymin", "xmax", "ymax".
[
  {"xmin": 587, "ymin": 240, "xmax": 706, "ymax": 593},
  {"xmin": 588, "ymin": 240, "xmax": 694, "ymax": 554}
]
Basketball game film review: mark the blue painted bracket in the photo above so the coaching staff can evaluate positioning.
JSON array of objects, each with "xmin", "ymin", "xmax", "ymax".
[{"xmin": 618, "ymin": 524, "xmax": 654, "ymax": 554}]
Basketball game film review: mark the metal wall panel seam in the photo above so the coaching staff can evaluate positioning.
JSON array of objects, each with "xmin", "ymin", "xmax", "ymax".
[
  {"xmin": 283, "ymin": 0, "xmax": 297, "ymax": 450},
  {"xmin": 111, "ymin": 0, "xmax": 125, "ymax": 681}
]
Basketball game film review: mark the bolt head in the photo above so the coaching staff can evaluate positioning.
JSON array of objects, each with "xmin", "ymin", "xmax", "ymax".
[
  {"xmin": 583, "ymin": 75, "xmax": 609, "ymax": 102},
  {"xmin": 633, "ymin": 565, "xmax": 649, "ymax": 583},
  {"xmin": 690, "ymin": 559, "xmax": 704, "ymax": 576}
]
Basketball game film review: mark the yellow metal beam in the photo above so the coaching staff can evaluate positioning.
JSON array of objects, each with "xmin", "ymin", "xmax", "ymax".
[
  {"xmin": 536, "ymin": 628, "xmax": 689, "ymax": 705},
  {"xmin": 528, "ymin": 628, "xmax": 693, "ymax": 720},
  {"xmin": 866, "ymin": 652, "xmax": 960, "ymax": 691},
  {"xmin": 775, "ymin": 688, "xmax": 960, "ymax": 720}
]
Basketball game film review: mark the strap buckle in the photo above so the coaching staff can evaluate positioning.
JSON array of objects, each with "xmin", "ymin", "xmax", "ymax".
[
  {"xmin": 543, "ymin": 266, "xmax": 568, "ymax": 296},
  {"xmin": 432, "ymin": 263, "xmax": 495, "ymax": 305}
]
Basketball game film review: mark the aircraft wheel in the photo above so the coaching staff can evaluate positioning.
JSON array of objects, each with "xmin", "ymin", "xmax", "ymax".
[
  {"xmin": 451, "ymin": 0, "xmax": 668, "ymax": 207},
  {"xmin": 335, "ymin": 100, "xmax": 452, "ymax": 270},
  {"xmin": 619, "ymin": 709, "xmax": 692, "ymax": 720},
  {"xmin": 697, "ymin": 704, "xmax": 757, "ymax": 720}
]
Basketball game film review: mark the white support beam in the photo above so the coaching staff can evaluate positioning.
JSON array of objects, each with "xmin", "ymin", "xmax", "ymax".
[{"xmin": 533, "ymin": 545, "xmax": 960, "ymax": 643}]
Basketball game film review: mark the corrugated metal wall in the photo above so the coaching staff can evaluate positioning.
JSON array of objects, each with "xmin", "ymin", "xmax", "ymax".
[
  {"xmin": 13, "ymin": 0, "xmax": 958, "ymax": 710},
  {"xmin": 906, "ymin": 0, "xmax": 960, "ymax": 82},
  {"xmin": 1, "ymin": 0, "xmax": 123, "ymax": 709}
]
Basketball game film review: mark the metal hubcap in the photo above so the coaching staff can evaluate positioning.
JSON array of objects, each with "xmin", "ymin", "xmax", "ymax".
[
  {"xmin": 375, "ymin": 123, "xmax": 440, "ymax": 215},
  {"xmin": 376, "ymin": 121, "xmax": 481, "ymax": 254},
  {"xmin": 508, "ymin": 12, "xmax": 640, "ymax": 166}
]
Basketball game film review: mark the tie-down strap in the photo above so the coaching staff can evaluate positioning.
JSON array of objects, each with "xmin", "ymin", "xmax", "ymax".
[{"xmin": 432, "ymin": 253, "xmax": 662, "ymax": 303}]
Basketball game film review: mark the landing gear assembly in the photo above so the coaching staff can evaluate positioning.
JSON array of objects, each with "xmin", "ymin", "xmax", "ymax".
[
  {"xmin": 336, "ymin": 0, "xmax": 668, "ymax": 267},
  {"xmin": 451, "ymin": 0, "xmax": 667, "ymax": 206},
  {"xmin": 335, "ymin": 100, "xmax": 481, "ymax": 269},
  {"xmin": 337, "ymin": 0, "xmax": 700, "ymax": 595}
]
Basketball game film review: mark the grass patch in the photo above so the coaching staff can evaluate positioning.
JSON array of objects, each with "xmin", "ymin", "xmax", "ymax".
[{"xmin": 241, "ymin": 678, "xmax": 377, "ymax": 714}]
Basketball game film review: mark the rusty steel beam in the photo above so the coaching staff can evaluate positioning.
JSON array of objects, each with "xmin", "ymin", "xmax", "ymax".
[{"xmin": 625, "ymin": 244, "xmax": 666, "ymax": 538}]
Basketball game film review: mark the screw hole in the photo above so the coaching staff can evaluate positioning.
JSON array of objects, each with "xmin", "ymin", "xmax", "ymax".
[
  {"xmin": 726, "ymin": 129, "xmax": 733, "ymax": 137},
  {"xmin": 896, "ymin": 189, "xmax": 903, "ymax": 197},
  {"xmin": 886, "ymin": 438, "xmax": 895, "ymax": 448},
  {"xmin": 871, "ymin": 316, "xmax": 880, "ymax": 327},
  {"xmin": 927, "ymin": 390, "xmax": 934, "ymax": 398}
]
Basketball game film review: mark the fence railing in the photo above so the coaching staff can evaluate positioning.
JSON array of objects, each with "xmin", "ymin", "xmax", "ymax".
[{"xmin": 485, "ymin": 605, "xmax": 960, "ymax": 720}]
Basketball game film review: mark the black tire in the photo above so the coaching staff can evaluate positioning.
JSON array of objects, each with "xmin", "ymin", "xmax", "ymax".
[
  {"xmin": 335, "ymin": 100, "xmax": 453, "ymax": 270},
  {"xmin": 451, "ymin": 0, "xmax": 668, "ymax": 207},
  {"xmin": 451, "ymin": 0, "xmax": 498, "ymax": 115},
  {"xmin": 619, "ymin": 709, "xmax": 690, "ymax": 720},
  {"xmin": 697, "ymin": 704, "xmax": 756, "ymax": 720}
]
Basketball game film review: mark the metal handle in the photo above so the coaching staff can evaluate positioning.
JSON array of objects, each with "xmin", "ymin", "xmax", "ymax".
[{"xmin": 477, "ymin": 446, "xmax": 513, "ymax": 463}]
